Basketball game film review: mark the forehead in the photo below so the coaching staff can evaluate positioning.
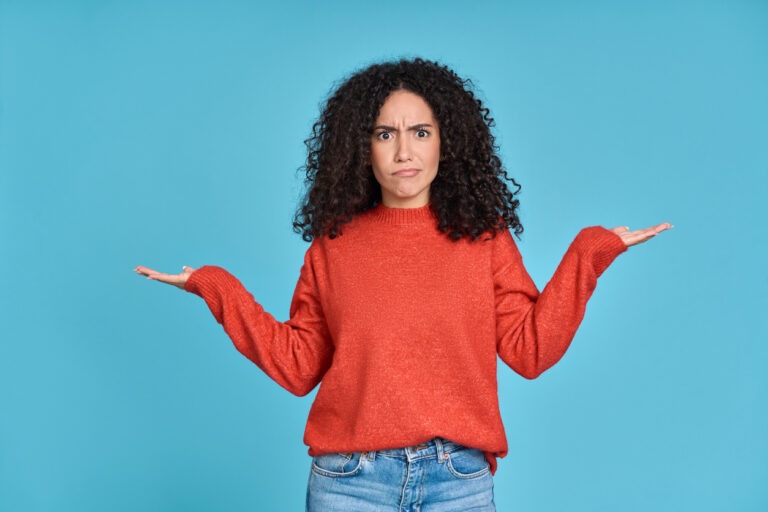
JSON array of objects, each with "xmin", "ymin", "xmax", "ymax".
[{"xmin": 376, "ymin": 90, "xmax": 436, "ymax": 123}]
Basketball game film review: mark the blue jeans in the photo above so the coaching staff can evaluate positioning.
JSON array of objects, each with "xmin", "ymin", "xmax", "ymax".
[{"xmin": 306, "ymin": 437, "xmax": 495, "ymax": 511}]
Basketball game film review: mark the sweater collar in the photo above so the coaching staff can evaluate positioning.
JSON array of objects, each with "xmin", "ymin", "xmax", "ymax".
[{"xmin": 367, "ymin": 202, "xmax": 437, "ymax": 225}]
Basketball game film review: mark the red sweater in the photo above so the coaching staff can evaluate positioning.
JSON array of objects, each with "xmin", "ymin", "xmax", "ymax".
[{"xmin": 184, "ymin": 203, "xmax": 627, "ymax": 474}]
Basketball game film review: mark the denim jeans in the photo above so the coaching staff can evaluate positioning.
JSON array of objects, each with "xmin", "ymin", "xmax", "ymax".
[{"xmin": 306, "ymin": 437, "xmax": 495, "ymax": 511}]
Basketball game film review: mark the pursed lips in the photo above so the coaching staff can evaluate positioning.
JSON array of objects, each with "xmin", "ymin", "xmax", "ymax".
[{"xmin": 393, "ymin": 168, "xmax": 419, "ymax": 177}]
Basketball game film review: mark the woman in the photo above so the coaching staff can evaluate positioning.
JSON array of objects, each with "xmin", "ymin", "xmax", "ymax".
[{"xmin": 135, "ymin": 58, "xmax": 670, "ymax": 511}]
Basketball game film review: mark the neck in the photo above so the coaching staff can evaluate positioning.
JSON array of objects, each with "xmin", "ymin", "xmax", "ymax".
[
  {"xmin": 380, "ymin": 191, "xmax": 431, "ymax": 209},
  {"xmin": 368, "ymin": 202, "xmax": 436, "ymax": 225}
]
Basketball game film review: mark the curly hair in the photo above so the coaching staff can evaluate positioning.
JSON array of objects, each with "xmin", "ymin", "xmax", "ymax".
[{"xmin": 293, "ymin": 57, "xmax": 523, "ymax": 242}]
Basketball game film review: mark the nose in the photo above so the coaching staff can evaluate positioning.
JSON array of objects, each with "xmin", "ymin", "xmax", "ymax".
[{"xmin": 395, "ymin": 136, "xmax": 412, "ymax": 162}]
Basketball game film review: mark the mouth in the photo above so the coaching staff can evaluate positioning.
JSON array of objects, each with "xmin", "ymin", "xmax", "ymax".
[{"xmin": 393, "ymin": 168, "xmax": 419, "ymax": 177}]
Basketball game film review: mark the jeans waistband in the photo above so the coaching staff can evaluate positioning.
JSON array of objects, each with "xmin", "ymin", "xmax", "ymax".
[{"xmin": 361, "ymin": 437, "xmax": 469, "ymax": 462}]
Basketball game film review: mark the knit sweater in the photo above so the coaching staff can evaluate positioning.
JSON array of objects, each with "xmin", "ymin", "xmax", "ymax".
[{"xmin": 184, "ymin": 202, "xmax": 627, "ymax": 475}]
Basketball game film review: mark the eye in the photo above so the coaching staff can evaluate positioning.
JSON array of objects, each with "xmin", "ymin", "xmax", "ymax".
[
  {"xmin": 416, "ymin": 129, "xmax": 429, "ymax": 138},
  {"xmin": 376, "ymin": 131, "xmax": 392, "ymax": 140}
]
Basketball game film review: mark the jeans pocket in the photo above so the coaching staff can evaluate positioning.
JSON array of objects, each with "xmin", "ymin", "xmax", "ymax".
[
  {"xmin": 445, "ymin": 447, "xmax": 491, "ymax": 479},
  {"xmin": 311, "ymin": 452, "xmax": 365, "ymax": 478}
]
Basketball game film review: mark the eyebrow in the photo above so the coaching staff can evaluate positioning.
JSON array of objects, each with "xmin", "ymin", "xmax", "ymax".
[{"xmin": 372, "ymin": 123, "xmax": 434, "ymax": 131}]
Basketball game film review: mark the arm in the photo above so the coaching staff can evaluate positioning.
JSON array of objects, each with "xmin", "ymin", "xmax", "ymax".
[
  {"xmin": 494, "ymin": 226, "xmax": 627, "ymax": 379},
  {"xmin": 184, "ymin": 247, "xmax": 333, "ymax": 396},
  {"xmin": 136, "ymin": 246, "xmax": 334, "ymax": 396}
]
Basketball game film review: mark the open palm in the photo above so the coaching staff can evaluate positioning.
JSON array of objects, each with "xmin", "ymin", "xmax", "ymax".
[
  {"xmin": 134, "ymin": 265, "xmax": 196, "ymax": 289},
  {"xmin": 610, "ymin": 222, "xmax": 672, "ymax": 247}
]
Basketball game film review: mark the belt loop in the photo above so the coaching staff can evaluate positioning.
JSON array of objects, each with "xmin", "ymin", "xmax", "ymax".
[
  {"xmin": 435, "ymin": 437, "xmax": 447, "ymax": 464},
  {"xmin": 364, "ymin": 450, "xmax": 376, "ymax": 461}
]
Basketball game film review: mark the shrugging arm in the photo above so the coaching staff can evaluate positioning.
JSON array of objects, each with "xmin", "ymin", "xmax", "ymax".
[
  {"xmin": 184, "ymin": 247, "xmax": 333, "ymax": 396},
  {"xmin": 494, "ymin": 226, "xmax": 627, "ymax": 379}
]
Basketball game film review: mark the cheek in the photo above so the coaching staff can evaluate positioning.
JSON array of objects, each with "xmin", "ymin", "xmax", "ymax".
[
  {"xmin": 369, "ymin": 146, "xmax": 385, "ymax": 173},
  {"xmin": 427, "ymin": 143, "xmax": 441, "ymax": 169},
  {"xmin": 426, "ymin": 138, "xmax": 440, "ymax": 162}
]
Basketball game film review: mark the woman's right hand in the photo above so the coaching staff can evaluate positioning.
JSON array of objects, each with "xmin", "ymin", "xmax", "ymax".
[{"xmin": 134, "ymin": 265, "xmax": 196, "ymax": 290}]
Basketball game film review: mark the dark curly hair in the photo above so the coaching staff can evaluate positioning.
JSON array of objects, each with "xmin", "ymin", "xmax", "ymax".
[{"xmin": 293, "ymin": 57, "xmax": 523, "ymax": 242}]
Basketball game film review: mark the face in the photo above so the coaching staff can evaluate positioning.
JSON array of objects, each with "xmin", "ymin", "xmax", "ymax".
[{"xmin": 370, "ymin": 90, "xmax": 441, "ymax": 208}]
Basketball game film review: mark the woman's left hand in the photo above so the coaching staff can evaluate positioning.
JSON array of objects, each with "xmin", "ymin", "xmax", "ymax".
[{"xmin": 610, "ymin": 223, "xmax": 673, "ymax": 247}]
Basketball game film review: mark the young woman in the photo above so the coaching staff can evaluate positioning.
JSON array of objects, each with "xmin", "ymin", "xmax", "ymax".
[{"xmin": 135, "ymin": 58, "xmax": 670, "ymax": 511}]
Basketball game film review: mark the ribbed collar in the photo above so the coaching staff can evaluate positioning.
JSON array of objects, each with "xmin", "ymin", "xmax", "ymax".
[{"xmin": 367, "ymin": 202, "xmax": 437, "ymax": 225}]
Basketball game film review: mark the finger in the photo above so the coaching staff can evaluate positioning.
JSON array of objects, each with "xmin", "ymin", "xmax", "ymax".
[
  {"xmin": 633, "ymin": 223, "xmax": 671, "ymax": 239},
  {"xmin": 147, "ymin": 272, "xmax": 173, "ymax": 282},
  {"xmin": 136, "ymin": 268, "xmax": 169, "ymax": 280},
  {"xmin": 622, "ymin": 224, "xmax": 671, "ymax": 247},
  {"xmin": 144, "ymin": 270, "xmax": 180, "ymax": 283}
]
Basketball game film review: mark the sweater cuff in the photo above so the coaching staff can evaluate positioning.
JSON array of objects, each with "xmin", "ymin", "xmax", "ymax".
[
  {"xmin": 184, "ymin": 265, "xmax": 239, "ymax": 298},
  {"xmin": 572, "ymin": 226, "xmax": 628, "ymax": 277}
]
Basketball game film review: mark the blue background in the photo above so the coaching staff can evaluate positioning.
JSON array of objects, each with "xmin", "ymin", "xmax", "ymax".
[{"xmin": 2, "ymin": 0, "xmax": 766, "ymax": 510}]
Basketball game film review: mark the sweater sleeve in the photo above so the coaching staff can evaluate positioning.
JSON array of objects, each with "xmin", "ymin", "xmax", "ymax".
[
  {"xmin": 183, "ymin": 245, "xmax": 334, "ymax": 396},
  {"xmin": 494, "ymin": 226, "xmax": 627, "ymax": 379}
]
